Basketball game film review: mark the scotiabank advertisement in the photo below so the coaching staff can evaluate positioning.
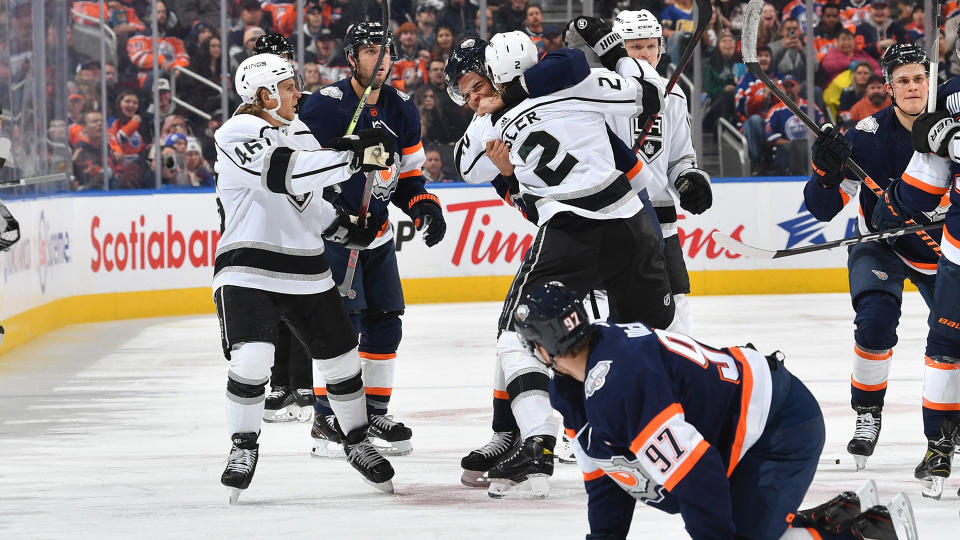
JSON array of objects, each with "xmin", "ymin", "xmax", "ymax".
[{"xmin": 0, "ymin": 179, "xmax": 859, "ymax": 322}]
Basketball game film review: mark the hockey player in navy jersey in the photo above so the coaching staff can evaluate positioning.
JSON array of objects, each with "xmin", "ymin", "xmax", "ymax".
[
  {"xmin": 514, "ymin": 281, "xmax": 918, "ymax": 540},
  {"xmin": 298, "ymin": 22, "xmax": 447, "ymax": 458},
  {"xmin": 803, "ymin": 43, "xmax": 945, "ymax": 471}
]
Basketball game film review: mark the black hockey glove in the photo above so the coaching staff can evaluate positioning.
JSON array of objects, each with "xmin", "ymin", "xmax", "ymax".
[
  {"xmin": 674, "ymin": 168, "xmax": 712, "ymax": 215},
  {"xmin": 0, "ymin": 201, "xmax": 20, "ymax": 251},
  {"xmin": 871, "ymin": 179, "xmax": 917, "ymax": 233},
  {"xmin": 811, "ymin": 123, "xmax": 851, "ymax": 188},
  {"xmin": 322, "ymin": 206, "xmax": 381, "ymax": 250},
  {"xmin": 327, "ymin": 128, "xmax": 395, "ymax": 173},
  {"xmin": 408, "ymin": 194, "xmax": 446, "ymax": 247},
  {"xmin": 911, "ymin": 111, "xmax": 960, "ymax": 157},
  {"xmin": 569, "ymin": 16, "xmax": 627, "ymax": 71}
]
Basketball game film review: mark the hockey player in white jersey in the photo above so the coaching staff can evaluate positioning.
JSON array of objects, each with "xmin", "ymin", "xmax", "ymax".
[
  {"xmin": 214, "ymin": 53, "xmax": 397, "ymax": 501},
  {"xmin": 454, "ymin": 30, "xmax": 675, "ymax": 497}
]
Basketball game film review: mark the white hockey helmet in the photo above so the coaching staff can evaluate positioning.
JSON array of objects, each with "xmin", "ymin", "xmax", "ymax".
[
  {"xmin": 235, "ymin": 53, "xmax": 299, "ymax": 124},
  {"xmin": 484, "ymin": 31, "xmax": 539, "ymax": 90},
  {"xmin": 613, "ymin": 10, "xmax": 665, "ymax": 52}
]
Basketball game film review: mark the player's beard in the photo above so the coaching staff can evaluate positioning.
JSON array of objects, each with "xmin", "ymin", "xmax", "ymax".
[{"xmin": 355, "ymin": 62, "xmax": 392, "ymax": 90}]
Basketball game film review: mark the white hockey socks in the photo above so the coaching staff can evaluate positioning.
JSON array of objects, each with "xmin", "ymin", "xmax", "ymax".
[{"xmin": 225, "ymin": 342, "xmax": 275, "ymax": 435}]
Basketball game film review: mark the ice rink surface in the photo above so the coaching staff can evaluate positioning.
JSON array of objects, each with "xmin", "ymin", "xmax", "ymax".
[{"xmin": 1, "ymin": 293, "xmax": 958, "ymax": 539}]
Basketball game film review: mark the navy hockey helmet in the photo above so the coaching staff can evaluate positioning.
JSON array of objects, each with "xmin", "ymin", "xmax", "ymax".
[
  {"xmin": 444, "ymin": 38, "xmax": 489, "ymax": 106},
  {"xmin": 514, "ymin": 281, "xmax": 593, "ymax": 368},
  {"xmin": 880, "ymin": 42, "xmax": 928, "ymax": 85},
  {"xmin": 253, "ymin": 33, "xmax": 294, "ymax": 59},
  {"xmin": 344, "ymin": 21, "xmax": 397, "ymax": 61}
]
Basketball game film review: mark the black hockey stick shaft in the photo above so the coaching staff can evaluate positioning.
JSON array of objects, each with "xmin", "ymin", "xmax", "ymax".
[
  {"xmin": 712, "ymin": 222, "xmax": 944, "ymax": 259},
  {"xmin": 634, "ymin": 0, "xmax": 712, "ymax": 151},
  {"xmin": 741, "ymin": 0, "xmax": 941, "ymax": 255},
  {"xmin": 339, "ymin": 1, "xmax": 392, "ymax": 299},
  {"xmin": 928, "ymin": 1, "xmax": 943, "ymax": 111}
]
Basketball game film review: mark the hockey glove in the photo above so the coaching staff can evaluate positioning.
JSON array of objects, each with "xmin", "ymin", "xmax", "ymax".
[
  {"xmin": 327, "ymin": 128, "xmax": 395, "ymax": 173},
  {"xmin": 0, "ymin": 201, "xmax": 21, "ymax": 251},
  {"xmin": 569, "ymin": 16, "xmax": 627, "ymax": 72},
  {"xmin": 911, "ymin": 111, "xmax": 960, "ymax": 157},
  {"xmin": 811, "ymin": 123, "xmax": 851, "ymax": 188},
  {"xmin": 408, "ymin": 194, "xmax": 446, "ymax": 247},
  {"xmin": 674, "ymin": 168, "xmax": 712, "ymax": 215},
  {"xmin": 322, "ymin": 207, "xmax": 381, "ymax": 250},
  {"xmin": 871, "ymin": 179, "xmax": 917, "ymax": 233}
]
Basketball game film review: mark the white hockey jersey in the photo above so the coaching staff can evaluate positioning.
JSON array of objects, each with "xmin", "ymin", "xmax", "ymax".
[
  {"xmin": 213, "ymin": 113, "xmax": 359, "ymax": 295},
  {"xmin": 455, "ymin": 68, "xmax": 657, "ymax": 226}
]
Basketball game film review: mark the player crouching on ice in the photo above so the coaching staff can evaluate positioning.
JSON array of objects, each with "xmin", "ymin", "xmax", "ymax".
[
  {"xmin": 215, "ymin": 53, "xmax": 398, "ymax": 501},
  {"xmin": 514, "ymin": 281, "xmax": 919, "ymax": 540}
]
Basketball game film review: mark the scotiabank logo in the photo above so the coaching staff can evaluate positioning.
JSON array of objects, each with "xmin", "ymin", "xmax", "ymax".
[
  {"xmin": 447, "ymin": 199, "xmax": 533, "ymax": 266},
  {"xmin": 90, "ymin": 214, "xmax": 220, "ymax": 272}
]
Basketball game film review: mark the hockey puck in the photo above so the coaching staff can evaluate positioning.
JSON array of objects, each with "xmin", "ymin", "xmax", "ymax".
[{"xmin": 835, "ymin": 458, "xmax": 840, "ymax": 465}]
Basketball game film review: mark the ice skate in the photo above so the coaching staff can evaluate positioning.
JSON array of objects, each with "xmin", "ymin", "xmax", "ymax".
[
  {"xmin": 913, "ymin": 419, "xmax": 957, "ymax": 499},
  {"xmin": 367, "ymin": 414, "xmax": 413, "ymax": 456},
  {"xmin": 221, "ymin": 432, "xmax": 259, "ymax": 504},
  {"xmin": 343, "ymin": 426, "xmax": 395, "ymax": 493},
  {"xmin": 846, "ymin": 404, "xmax": 881, "ymax": 471},
  {"xmin": 555, "ymin": 432, "xmax": 577, "ymax": 465},
  {"xmin": 263, "ymin": 387, "xmax": 314, "ymax": 423},
  {"xmin": 790, "ymin": 479, "xmax": 878, "ymax": 533},
  {"xmin": 310, "ymin": 413, "xmax": 345, "ymax": 458},
  {"xmin": 486, "ymin": 435, "xmax": 554, "ymax": 499},
  {"xmin": 850, "ymin": 494, "xmax": 918, "ymax": 540},
  {"xmin": 459, "ymin": 430, "xmax": 519, "ymax": 487}
]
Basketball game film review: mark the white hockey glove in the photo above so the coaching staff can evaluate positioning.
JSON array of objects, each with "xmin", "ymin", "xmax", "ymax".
[{"xmin": 327, "ymin": 128, "xmax": 395, "ymax": 173}]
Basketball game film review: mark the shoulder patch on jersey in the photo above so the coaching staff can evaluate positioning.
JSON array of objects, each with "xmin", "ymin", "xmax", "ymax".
[
  {"xmin": 856, "ymin": 115, "xmax": 879, "ymax": 134},
  {"xmin": 594, "ymin": 455, "xmax": 666, "ymax": 504},
  {"xmin": 585, "ymin": 360, "xmax": 613, "ymax": 398},
  {"xmin": 319, "ymin": 86, "xmax": 343, "ymax": 100},
  {"xmin": 396, "ymin": 88, "xmax": 411, "ymax": 101}
]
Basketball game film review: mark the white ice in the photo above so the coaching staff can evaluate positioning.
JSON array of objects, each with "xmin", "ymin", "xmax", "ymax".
[{"xmin": 1, "ymin": 293, "xmax": 957, "ymax": 539}]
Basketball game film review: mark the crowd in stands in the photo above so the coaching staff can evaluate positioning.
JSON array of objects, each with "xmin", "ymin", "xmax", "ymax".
[{"xmin": 53, "ymin": 0, "xmax": 960, "ymax": 189}]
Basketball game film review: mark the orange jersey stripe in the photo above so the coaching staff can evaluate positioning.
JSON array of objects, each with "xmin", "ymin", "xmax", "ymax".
[
  {"xmin": 922, "ymin": 398, "xmax": 960, "ymax": 411},
  {"xmin": 840, "ymin": 190, "xmax": 851, "ymax": 206},
  {"xmin": 855, "ymin": 345, "xmax": 892, "ymax": 361},
  {"xmin": 628, "ymin": 403, "xmax": 684, "ymax": 455},
  {"xmin": 902, "ymin": 172, "xmax": 949, "ymax": 195},
  {"xmin": 583, "ymin": 469, "xmax": 605, "ymax": 482},
  {"xmin": 359, "ymin": 352, "xmax": 397, "ymax": 360},
  {"xmin": 365, "ymin": 387, "xmax": 393, "ymax": 396},
  {"xmin": 402, "ymin": 141, "xmax": 424, "ymax": 155},
  {"xmin": 313, "ymin": 387, "xmax": 327, "ymax": 395},
  {"xmin": 726, "ymin": 347, "xmax": 754, "ymax": 477},
  {"xmin": 945, "ymin": 227, "xmax": 960, "ymax": 250},
  {"xmin": 625, "ymin": 159, "xmax": 643, "ymax": 181},
  {"xmin": 493, "ymin": 389, "xmax": 510, "ymax": 400},
  {"xmin": 850, "ymin": 376, "xmax": 888, "ymax": 392},
  {"xmin": 664, "ymin": 439, "xmax": 710, "ymax": 491},
  {"xmin": 925, "ymin": 356, "xmax": 960, "ymax": 370},
  {"xmin": 564, "ymin": 427, "xmax": 576, "ymax": 439},
  {"xmin": 398, "ymin": 169, "xmax": 422, "ymax": 179}
]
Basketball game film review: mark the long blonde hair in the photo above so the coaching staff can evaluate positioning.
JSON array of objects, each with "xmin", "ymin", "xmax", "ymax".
[{"xmin": 236, "ymin": 87, "xmax": 268, "ymax": 116}]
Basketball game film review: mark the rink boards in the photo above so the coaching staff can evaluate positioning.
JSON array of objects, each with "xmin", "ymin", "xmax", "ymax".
[{"xmin": 0, "ymin": 178, "xmax": 867, "ymax": 353}]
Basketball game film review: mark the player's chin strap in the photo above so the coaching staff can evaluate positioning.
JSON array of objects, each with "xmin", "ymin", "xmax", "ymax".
[
  {"xmin": 263, "ymin": 91, "xmax": 292, "ymax": 125},
  {"xmin": 891, "ymin": 90, "xmax": 924, "ymax": 118}
]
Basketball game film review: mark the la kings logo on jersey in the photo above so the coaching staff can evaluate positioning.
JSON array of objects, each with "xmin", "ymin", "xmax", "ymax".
[
  {"xmin": 287, "ymin": 191, "xmax": 314, "ymax": 213},
  {"xmin": 634, "ymin": 114, "xmax": 663, "ymax": 162}
]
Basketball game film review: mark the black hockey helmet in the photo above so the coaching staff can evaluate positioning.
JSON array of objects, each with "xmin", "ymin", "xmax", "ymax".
[
  {"xmin": 444, "ymin": 38, "xmax": 489, "ymax": 106},
  {"xmin": 881, "ymin": 42, "xmax": 928, "ymax": 85},
  {"xmin": 343, "ymin": 21, "xmax": 397, "ymax": 61},
  {"xmin": 513, "ymin": 281, "xmax": 593, "ymax": 368},
  {"xmin": 253, "ymin": 33, "xmax": 294, "ymax": 59}
]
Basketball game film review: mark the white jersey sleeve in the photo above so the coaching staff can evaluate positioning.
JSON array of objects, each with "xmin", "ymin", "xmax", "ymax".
[
  {"xmin": 215, "ymin": 114, "xmax": 356, "ymax": 197},
  {"xmin": 563, "ymin": 67, "xmax": 654, "ymax": 120},
  {"xmin": 454, "ymin": 114, "xmax": 503, "ymax": 184}
]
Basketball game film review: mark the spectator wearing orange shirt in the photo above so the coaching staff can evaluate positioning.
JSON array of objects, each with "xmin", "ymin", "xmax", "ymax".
[
  {"xmin": 817, "ymin": 28, "xmax": 880, "ymax": 87},
  {"xmin": 72, "ymin": 1, "xmax": 146, "ymax": 40},
  {"xmin": 848, "ymin": 74, "xmax": 892, "ymax": 121},
  {"xmin": 72, "ymin": 111, "xmax": 122, "ymax": 190},
  {"xmin": 393, "ymin": 22, "xmax": 428, "ymax": 93},
  {"xmin": 813, "ymin": 3, "xmax": 848, "ymax": 61},
  {"xmin": 126, "ymin": 1, "xmax": 190, "ymax": 87}
]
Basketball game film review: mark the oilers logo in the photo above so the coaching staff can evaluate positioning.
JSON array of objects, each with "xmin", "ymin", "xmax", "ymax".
[
  {"xmin": 371, "ymin": 155, "xmax": 401, "ymax": 201},
  {"xmin": 633, "ymin": 115, "xmax": 663, "ymax": 162},
  {"xmin": 595, "ymin": 456, "xmax": 665, "ymax": 504}
]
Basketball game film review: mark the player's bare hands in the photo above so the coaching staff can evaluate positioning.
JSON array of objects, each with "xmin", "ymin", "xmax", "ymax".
[
  {"xmin": 476, "ymin": 95, "xmax": 505, "ymax": 117},
  {"xmin": 485, "ymin": 139, "xmax": 514, "ymax": 176}
]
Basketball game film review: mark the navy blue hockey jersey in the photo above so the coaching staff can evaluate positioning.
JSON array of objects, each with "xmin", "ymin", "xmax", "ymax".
[
  {"xmin": 803, "ymin": 105, "xmax": 943, "ymax": 273},
  {"xmin": 298, "ymin": 79, "xmax": 428, "ymax": 244},
  {"xmin": 550, "ymin": 323, "xmax": 774, "ymax": 539}
]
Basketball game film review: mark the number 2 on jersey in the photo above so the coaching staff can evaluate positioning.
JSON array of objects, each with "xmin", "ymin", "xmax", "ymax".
[{"xmin": 517, "ymin": 130, "xmax": 579, "ymax": 186}]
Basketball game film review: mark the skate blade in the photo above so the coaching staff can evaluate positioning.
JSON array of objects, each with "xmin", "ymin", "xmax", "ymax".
[
  {"xmin": 263, "ymin": 404, "xmax": 302, "ymax": 423},
  {"xmin": 918, "ymin": 476, "xmax": 944, "ymax": 499},
  {"xmin": 363, "ymin": 477, "xmax": 395, "ymax": 494},
  {"xmin": 461, "ymin": 469, "xmax": 491, "ymax": 488},
  {"xmin": 487, "ymin": 474, "xmax": 550, "ymax": 499},
  {"xmin": 227, "ymin": 487, "xmax": 242, "ymax": 504},
  {"xmin": 857, "ymin": 479, "xmax": 879, "ymax": 509},
  {"xmin": 557, "ymin": 456, "xmax": 577, "ymax": 465},
  {"xmin": 888, "ymin": 493, "xmax": 919, "ymax": 540},
  {"xmin": 310, "ymin": 439, "xmax": 345, "ymax": 459},
  {"xmin": 853, "ymin": 454, "xmax": 868, "ymax": 471},
  {"xmin": 370, "ymin": 437, "xmax": 413, "ymax": 456}
]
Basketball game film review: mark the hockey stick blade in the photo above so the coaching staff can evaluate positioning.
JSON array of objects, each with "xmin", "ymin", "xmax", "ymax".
[{"xmin": 711, "ymin": 223, "xmax": 944, "ymax": 259}]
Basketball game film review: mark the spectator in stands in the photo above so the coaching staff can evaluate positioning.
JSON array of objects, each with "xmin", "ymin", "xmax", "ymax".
[
  {"xmin": 67, "ymin": 93, "xmax": 86, "ymax": 136},
  {"xmin": 476, "ymin": 4, "xmax": 495, "ymax": 37},
  {"xmin": 817, "ymin": 28, "xmax": 880, "ymax": 88},
  {"xmin": 394, "ymin": 21, "xmax": 429, "ymax": 92},
  {"xmin": 127, "ymin": 1, "xmax": 190, "ymax": 88},
  {"xmin": 262, "ymin": 1, "xmax": 299, "ymax": 37},
  {"xmin": 175, "ymin": 0, "xmax": 222, "ymax": 30},
  {"xmin": 307, "ymin": 28, "xmax": 349, "ymax": 85},
  {"xmin": 144, "ymin": 78, "xmax": 177, "ymax": 133},
  {"xmin": 757, "ymin": 2, "xmax": 781, "ymax": 49},
  {"xmin": 831, "ymin": 61, "xmax": 873, "ymax": 125},
  {"xmin": 661, "ymin": 0, "xmax": 696, "ymax": 63},
  {"xmin": 161, "ymin": 114, "xmax": 189, "ymax": 139},
  {"xmin": 185, "ymin": 35, "xmax": 224, "ymax": 112},
  {"xmin": 184, "ymin": 138, "xmax": 214, "ymax": 187},
  {"xmin": 144, "ymin": 143, "xmax": 185, "ymax": 186},
  {"xmin": 185, "ymin": 21, "xmax": 215, "ymax": 57},
  {"xmin": 431, "ymin": 24, "xmax": 455, "ymax": 60},
  {"xmin": 230, "ymin": 26, "xmax": 266, "ymax": 72},
  {"xmin": 303, "ymin": 62, "xmax": 323, "ymax": 92},
  {"xmin": 416, "ymin": 85, "xmax": 456, "ymax": 144},
  {"xmin": 425, "ymin": 57, "xmax": 471, "ymax": 136},
  {"xmin": 523, "ymin": 4, "xmax": 545, "ymax": 49},
  {"xmin": 415, "ymin": 1, "xmax": 440, "ymax": 49},
  {"xmin": 855, "ymin": 0, "xmax": 907, "ymax": 59},
  {"xmin": 848, "ymin": 73, "xmax": 891, "ymax": 121},
  {"xmin": 164, "ymin": 132, "xmax": 188, "ymax": 154},
  {"xmin": 72, "ymin": 111, "xmax": 120, "ymax": 190},
  {"xmin": 229, "ymin": 0, "xmax": 273, "ymax": 51},
  {"xmin": 814, "ymin": 3, "xmax": 845, "ymax": 61},
  {"xmin": 47, "ymin": 23, "xmax": 91, "ymax": 78},
  {"xmin": 704, "ymin": 32, "xmax": 742, "ymax": 132},
  {"xmin": 716, "ymin": 0, "xmax": 744, "ymax": 37},
  {"xmin": 905, "ymin": 3, "xmax": 924, "ymax": 42},
  {"xmin": 423, "ymin": 146, "xmax": 454, "ymax": 182},
  {"xmin": 735, "ymin": 45, "xmax": 780, "ymax": 171},
  {"xmin": 439, "ymin": 0, "xmax": 478, "ymax": 38},
  {"xmin": 542, "ymin": 27, "xmax": 563, "ymax": 54},
  {"xmin": 109, "ymin": 90, "xmax": 145, "ymax": 159},
  {"xmin": 71, "ymin": 0, "xmax": 146, "ymax": 41},
  {"xmin": 199, "ymin": 109, "xmax": 223, "ymax": 163},
  {"xmin": 765, "ymin": 76, "xmax": 823, "ymax": 175},
  {"xmin": 497, "ymin": 0, "xmax": 527, "ymax": 33},
  {"xmin": 770, "ymin": 17, "xmax": 807, "ymax": 81},
  {"xmin": 291, "ymin": 0, "xmax": 329, "ymax": 46},
  {"xmin": 328, "ymin": 0, "xmax": 367, "ymax": 39}
]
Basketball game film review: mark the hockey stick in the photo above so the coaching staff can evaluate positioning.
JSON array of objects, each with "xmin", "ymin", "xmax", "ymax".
[
  {"xmin": 0, "ymin": 173, "xmax": 68, "ymax": 189},
  {"xmin": 711, "ymin": 222, "xmax": 944, "ymax": 259},
  {"xmin": 928, "ymin": 1, "xmax": 943, "ymax": 112},
  {"xmin": 634, "ymin": 0, "xmax": 712, "ymax": 151},
  {"xmin": 338, "ymin": 2, "xmax": 391, "ymax": 299},
  {"xmin": 741, "ymin": 0, "xmax": 941, "ymax": 256}
]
